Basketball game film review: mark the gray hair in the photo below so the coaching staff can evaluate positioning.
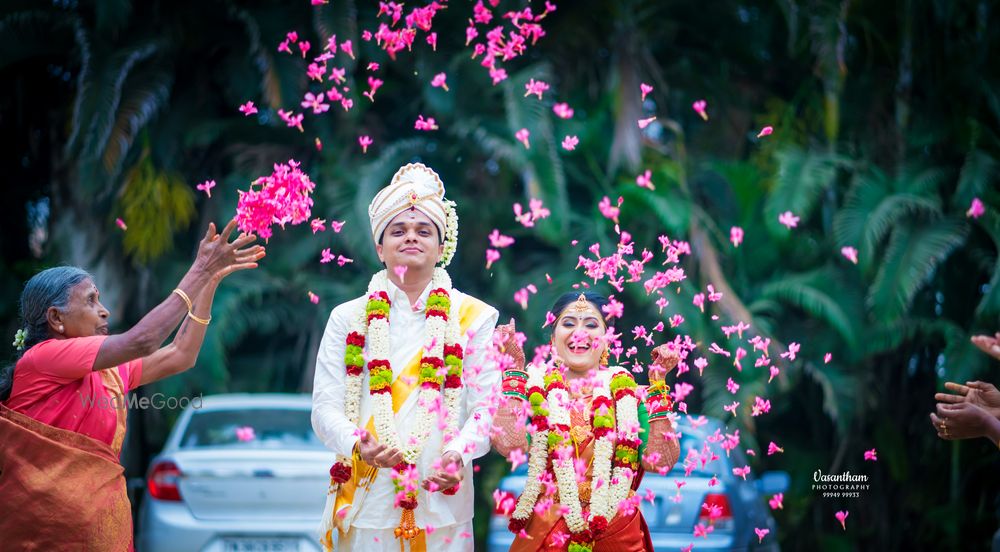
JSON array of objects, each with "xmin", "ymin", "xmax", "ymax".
[{"xmin": 0, "ymin": 266, "xmax": 93, "ymax": 400}]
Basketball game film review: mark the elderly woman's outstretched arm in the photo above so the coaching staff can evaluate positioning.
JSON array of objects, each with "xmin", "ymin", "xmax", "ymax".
[{"xmin": 94, "ymin": 220, "xmax": 264, "ymax": 373}]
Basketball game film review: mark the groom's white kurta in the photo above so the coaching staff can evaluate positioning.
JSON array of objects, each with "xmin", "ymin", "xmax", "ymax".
[{"xmin": 311, "ymin": 278, "xmax": 499, "ymax": 539}]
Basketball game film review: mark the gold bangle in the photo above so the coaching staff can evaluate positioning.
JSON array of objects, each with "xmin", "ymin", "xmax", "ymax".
[
  {"xmin": 187, "ymin": 311, "xmax": 211, "ymax": 325},
  {"xmin": 172, "ymin": 288, "xmax": 193, "ymax": 311}
]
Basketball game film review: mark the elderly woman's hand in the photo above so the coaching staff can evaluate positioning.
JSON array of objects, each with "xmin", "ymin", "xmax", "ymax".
[{"xmin": 195, "ymin": 220, "xmax": 266, "ymax": 282}]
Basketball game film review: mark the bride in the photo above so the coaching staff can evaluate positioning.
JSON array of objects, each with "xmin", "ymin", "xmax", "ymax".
[{"xmin": 493, "ymin": 291, "xmax": 681, "ymax": 551}]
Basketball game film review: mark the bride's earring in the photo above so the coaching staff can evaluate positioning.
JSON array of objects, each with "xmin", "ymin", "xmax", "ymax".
[{"xmin": 600, "ymin": 349, "xmax": 609, "ymax": 366}]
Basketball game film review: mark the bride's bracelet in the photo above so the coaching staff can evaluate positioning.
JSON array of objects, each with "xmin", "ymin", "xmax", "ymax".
[
  {"xmin": 646, "ymin": 381, "xmax": 673, "ymax": 420},
  {"xmin": 502, "ymin": 369, "xmax": 528, "ymax": 400}
]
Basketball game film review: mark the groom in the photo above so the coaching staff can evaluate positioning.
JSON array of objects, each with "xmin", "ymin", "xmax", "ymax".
[{"xmin": 312, "ymin": 163, "xmax": 499, "ymax": 551}]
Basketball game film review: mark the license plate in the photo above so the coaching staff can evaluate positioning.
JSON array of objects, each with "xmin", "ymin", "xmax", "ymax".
[{"xmin": 222, "ymin": 538, "xmax": 300, "ymax": 552}]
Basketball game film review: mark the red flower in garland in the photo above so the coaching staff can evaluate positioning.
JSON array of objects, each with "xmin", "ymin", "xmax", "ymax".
[
  {"xmin": 443, "ymin": 343, "xmax": 464, "ymax": 359},
  {"xmin": 346, "ymin": 365, "xmax": 364, "ymax": 376},
  {"xmin": 592, "ymin": 426, "xmax": 613, "ymax": 439},
  {"xmin": 532, "ymin": 415, "xmax": 549, "ymax": 431},
  {"xmin": 613, "ymin": 387, "xmax": 637, "ymax": 401},
  {"xmin": 509, "ymin": 518, "xmax": 528, "ymax": 532},
  {"xmin": 346, "ymin": 332, "xmax": 365, "ymax": 347},
  {"xmin": 329, "ymin": 462, "xmax": 352, "ymax": 484},
  {"xmin": 426, "ymin": 309, "xmax": 448, "ymax": 320},
  {"xmin": 590, "ymin": 515, "xmax": 609, "ymax": 535},
  {"xmin": 547, "ymin": 378, "xmax": 567, "ymax": 392},
  {"xmin": 422, "ymin": 356, "xmax": 445, "ymax": 369},
  {"xmin": 398, "ymin": 498, "xmax": 418, "ymax": 510}
]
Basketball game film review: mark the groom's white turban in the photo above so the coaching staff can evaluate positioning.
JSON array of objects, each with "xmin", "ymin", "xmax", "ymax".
[{"xmin": 369, "ymin": 163, "xmax": 450, "ymax": 244}]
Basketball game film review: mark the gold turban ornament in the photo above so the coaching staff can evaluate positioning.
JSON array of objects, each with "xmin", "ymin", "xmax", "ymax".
[{"xmin": 368, "ymin": 163, "xmax": 459, "ymax": 267}]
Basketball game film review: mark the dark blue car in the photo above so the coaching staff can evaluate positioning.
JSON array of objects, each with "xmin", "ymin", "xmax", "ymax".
[{"xmin": 487, "ymin": 415, "xmax": 788, "ymax": 551}]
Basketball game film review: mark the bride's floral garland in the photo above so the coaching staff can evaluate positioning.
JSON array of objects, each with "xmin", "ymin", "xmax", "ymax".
[
  {"xmin": 324, "ymin": 267, "xmax": 463, "ymax": 543},
  {"xmin": 508, "ymin": 364, "xmax": 640, "ymax": 552}
]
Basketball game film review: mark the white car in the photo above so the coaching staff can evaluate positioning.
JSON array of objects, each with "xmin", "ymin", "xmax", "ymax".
[{"xmin": 137, "ymin": 394, "xmax": 335, "ymax": 552}]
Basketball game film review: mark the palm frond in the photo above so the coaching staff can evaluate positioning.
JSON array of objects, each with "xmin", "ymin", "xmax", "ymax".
[
  {"xmin": 861, "ymin": 316, "xmax": 963, "ymax": 357},
  {"xmin": 226, "ymin": 4, "xmax": 282, "ymax": 110},
  {"xmin": 757, "ymin": 269, "xmax": 859, "ymax": 349},
  {"xmin": 861, "ymin": 192, "xmax": 941, "ymax": 265},
  {"xmin": 67, "ymin": 42, "xmax": 159, "ymax": 166},
  {"xmin": 500, "ymin": 66, "xmax": 569, "ymax": 241},
  {"xmin": 868, "ymin": 219, "xmax": 969, "ymax": 321},
  {"xmin": 801, "ymin": 358, "xmax": 858, "ymax": 436},
  {"xmin": 763, "ymin": 147, "xmax": 841, "ymax": 236},
  {"xmin": 620, "ymin": 185, "xmax": 691, "ymax": 236},
  {"xmin": 955, "ymin": 149, "xmax": 998, "ymax": 206},
  {"xmin": 973, "ymin": 211, "xmax": 1000, "ymax": 318},
  {"xmin": 832, "ymin": 169, "xmax": 889, "ymax": 256},
  {"xmin": 102, "ymin": 67, "xmax": 173, "ymax": 181}
]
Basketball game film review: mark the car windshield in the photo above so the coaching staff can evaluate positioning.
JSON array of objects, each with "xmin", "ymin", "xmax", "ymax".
[{"xmin": 179, "ymin": 408, "xmax": 325, "ymax": 450}]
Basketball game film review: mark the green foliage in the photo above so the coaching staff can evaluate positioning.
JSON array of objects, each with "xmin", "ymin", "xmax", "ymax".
[{"xmin": 119, "ymin": 151, "xmax": 195, "ymax": 263}]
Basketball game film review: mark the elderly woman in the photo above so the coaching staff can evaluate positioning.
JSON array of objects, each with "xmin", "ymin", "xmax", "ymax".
[
  {"xmin": 492, "ymin": 291, "xmax": 681, "ymax": 552},
  {"xmin": 0, "ymin": 220, "xmax": 264, "ymax": 551}
]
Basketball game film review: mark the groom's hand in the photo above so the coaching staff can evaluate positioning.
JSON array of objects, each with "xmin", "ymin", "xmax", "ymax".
[
  {"xmin": 357, "ymin": 432, "xmax": 403, "ymax": 468},
  {"xmin": 422, "ymin": 451, "xmax": 464, "ymax": 493}
]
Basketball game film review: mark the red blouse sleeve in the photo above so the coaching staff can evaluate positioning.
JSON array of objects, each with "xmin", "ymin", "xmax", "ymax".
[
  {"xmin": 126, "ymin": 357, "xmax": 144, "ymax": 391},
  {"xmin": 27, "ymin": 336, "xmax": 108, "ymax": 382}
]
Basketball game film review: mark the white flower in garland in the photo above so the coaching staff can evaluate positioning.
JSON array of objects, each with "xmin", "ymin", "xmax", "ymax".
[
  {"xmin": 608, "ymin": 368, "xmax": 641, "ymax": 511},
  {"xmin": 609, "ymin": 394, "xmax": 640, "ymax": 508},
  {"xmin": 587, "ymin": 371, "xmax": 616, "ymax": 524},
  {"xmin": 548, "ymin": 382, "xmax": 588, "ymax": 534},
  {"xmin": 442, "ymin": 312, "xmax": 463, "ymax": 442}
]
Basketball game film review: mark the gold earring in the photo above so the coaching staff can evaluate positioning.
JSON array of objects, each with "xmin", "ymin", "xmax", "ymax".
[{"xmin": 600, "ymin": 349, "xmax": 609, "ymax": 366}]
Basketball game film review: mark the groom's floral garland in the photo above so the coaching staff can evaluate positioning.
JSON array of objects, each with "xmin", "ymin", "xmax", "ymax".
[
  {"xmin": 325, "ymin": 267, "xmax": 463, "ymax": 542},
  {"xmin": 508, "ymin": 364, "xmax": 640, "ymax": 552}
]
